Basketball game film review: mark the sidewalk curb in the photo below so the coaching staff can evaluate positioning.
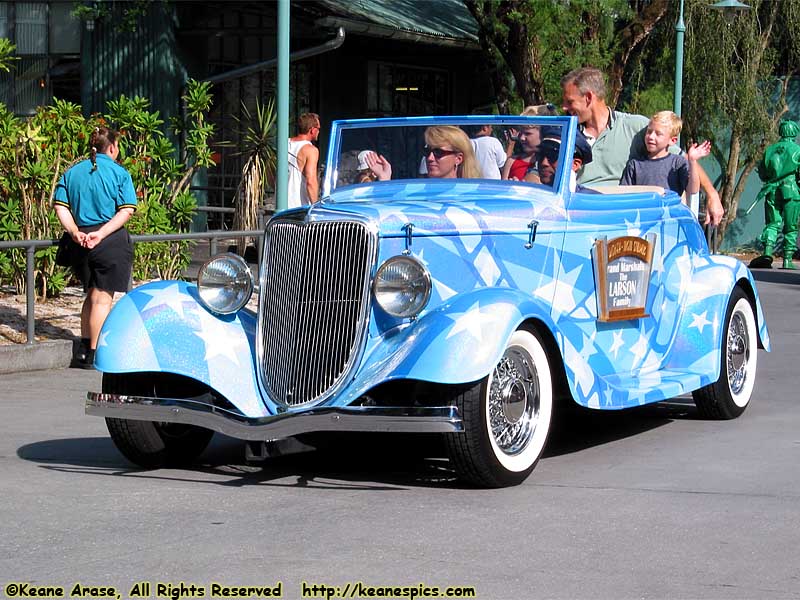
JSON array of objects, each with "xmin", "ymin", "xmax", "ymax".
[{"xmin": 0, "ymin": 339, "xmax": 74, "ymax": 374}]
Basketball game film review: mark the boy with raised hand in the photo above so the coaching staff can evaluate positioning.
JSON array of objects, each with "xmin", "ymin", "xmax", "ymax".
[{"xmin": 620, "ymin": 111, "xmax": 711, "ymax": 211}]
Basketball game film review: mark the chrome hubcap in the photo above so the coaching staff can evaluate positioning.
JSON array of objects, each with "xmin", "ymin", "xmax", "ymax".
[
  {"xmin": 488, "ymin": 347, "xmax": 539, "ymax": 455},
  {"xmin": 727, "ymin": 311, "xmax": 749, "ymax": 394}
]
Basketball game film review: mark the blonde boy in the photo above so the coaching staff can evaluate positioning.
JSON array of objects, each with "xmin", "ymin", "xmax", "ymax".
[{"xmin": 620, "ymin": 111, "xmax": 711, "ymax": 208}]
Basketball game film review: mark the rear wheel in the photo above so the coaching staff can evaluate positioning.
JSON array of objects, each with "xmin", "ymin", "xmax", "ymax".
[
  {"xmin": 103, "ymin": 373, "xmax": 214, "ymax": 468},
  {"xmin": 692, "ymin": 288, "xmax": 757, "ymax": 419},
  {"xmin": 445, "ymin": 327, "xmax": 553, "ymax": 487}
]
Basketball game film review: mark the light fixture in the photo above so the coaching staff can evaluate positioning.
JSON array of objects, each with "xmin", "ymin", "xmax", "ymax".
[
  {"xmin": 710, "ymin": 0, "xmax": 750, "ymax": 22},
  {"xmin": 710, "ymin": 0, "xmax": 751, "ymax": 10}
]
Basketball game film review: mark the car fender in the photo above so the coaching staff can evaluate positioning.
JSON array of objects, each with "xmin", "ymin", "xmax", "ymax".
[
  {"xmin": 344, "ymin": 287, "xmax": 560, "ymax": 396},
  {"xmin": 94, "ymin": 280, "xmax": 269, "ymax": 418},
  {"xmin": 670, "ymin": 255, "xmax": 770, "ymax": 367}
]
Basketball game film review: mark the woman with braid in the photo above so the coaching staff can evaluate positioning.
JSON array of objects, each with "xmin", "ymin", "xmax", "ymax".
[{"xmin": 53, "ymin": 126, "xmax": 137, "ymax": 369}]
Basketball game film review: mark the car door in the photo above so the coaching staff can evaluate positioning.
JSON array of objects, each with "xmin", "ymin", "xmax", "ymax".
[{"xmin": 555, "ymin": 189, "xmax": 671, "ymax": 408}]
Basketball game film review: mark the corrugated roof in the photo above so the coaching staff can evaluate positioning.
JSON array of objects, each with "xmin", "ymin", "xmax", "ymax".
[{"xmin": 313, "ymin": 0, "xmax": 479, "ymax": 45}]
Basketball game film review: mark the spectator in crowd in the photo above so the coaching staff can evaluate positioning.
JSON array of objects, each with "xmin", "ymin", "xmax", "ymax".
[
  {"xmin": 356, "ymin": 150, "xmax": 378, "ymax": 184},
  {"xmin": 288, "ymin": 112, "xmax": 321, "ymax": 208},
  {"xmin": 466, "ymin": 124, "xmax": 506, "ymax": 179},
  {"xmin": 527, "ymin": 127, "xmax": 598, "ymax": 194},
  {"xmin": 53, "ymin": 126, "xmax": 137, "ymax": 369},
  {"xmin": 560, "ymin": 67, "xmax": 724, "ymax": 226},
  {"xmin": 620, "ymin": 111, "xmax": 712, "ymax": 208},
  {"xmin": 503, "ymin": 104, "xmax": 558, "ymax": 182}
]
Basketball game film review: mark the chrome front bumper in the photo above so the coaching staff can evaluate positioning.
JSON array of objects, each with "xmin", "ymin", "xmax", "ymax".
[{"xmin": 86, "ymin": 392, "xmax": 463, "ymax": 441}]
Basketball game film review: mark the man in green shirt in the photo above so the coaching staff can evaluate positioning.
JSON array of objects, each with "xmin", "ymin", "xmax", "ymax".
[{"xmin": 561, "ymin": 67, "xmax": 724, "ymax": 227}]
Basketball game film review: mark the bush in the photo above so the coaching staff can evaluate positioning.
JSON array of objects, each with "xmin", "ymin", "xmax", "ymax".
[{"xmin": 0, "ymin": 80, "xmax": 215, "ymax": 296}]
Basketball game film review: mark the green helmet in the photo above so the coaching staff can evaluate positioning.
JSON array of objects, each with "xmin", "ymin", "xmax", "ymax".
[{"xmin": 779, "ymin": 119, "xmax": 799, "ymax": 139}]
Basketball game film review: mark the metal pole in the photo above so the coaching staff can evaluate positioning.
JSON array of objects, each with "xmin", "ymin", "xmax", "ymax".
[
  {"xmin": 674, "ymin": 0, "xmax": 685, "ymax": 119},
  {"xmin": 276, "ymin": 0, "xmax": 290, "ymax": 212},
  {"xmin": 26, "ymin": 246, "xmax": 35, "ymax": 344}
]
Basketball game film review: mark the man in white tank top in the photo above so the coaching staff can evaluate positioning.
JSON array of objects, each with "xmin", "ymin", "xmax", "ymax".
[{"xmin": 288, "ymin": 113, "xmax": 321, "ymax": 208}]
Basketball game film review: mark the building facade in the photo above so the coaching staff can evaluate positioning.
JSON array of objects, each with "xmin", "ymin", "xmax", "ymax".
[{"xmin": 2, "ymin": 0, "xmax": 494, "ymax": 228}]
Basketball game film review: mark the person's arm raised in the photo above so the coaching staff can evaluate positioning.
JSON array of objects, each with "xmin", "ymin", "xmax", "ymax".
[{"xmin": 365, "ymin": 151, "xmax": 392, "ymax": 181}]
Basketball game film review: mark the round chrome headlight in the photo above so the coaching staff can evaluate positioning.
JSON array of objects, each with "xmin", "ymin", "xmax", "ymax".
[
  {"xmin": 197, "ymin": 253, "xmax": 254, "ymax": 314},
  {"xmin": 373, "ymin": 255, "xmax": 431, "ymax": 318}
]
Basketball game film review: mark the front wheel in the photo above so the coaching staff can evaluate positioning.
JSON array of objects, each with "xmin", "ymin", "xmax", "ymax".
[
  {"xmin": 103, "ymin": 373, "xmax": 214, "ymax": 468},
  {"xmin": 692, "ymin": 288, "xmax": 758, "ymax": 419},
  {"xmin": 445, "ymin": 326, "xmax": 554, "ymax": 487}
]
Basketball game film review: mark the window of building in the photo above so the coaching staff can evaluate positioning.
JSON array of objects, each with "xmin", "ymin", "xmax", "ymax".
[
  {"xmin": 0, "ymin": 1, "xmax": 81, "ymax": 115},
  {"xmin": 367, "ymin": 61, "xmax": 450, "ymax": 116}
]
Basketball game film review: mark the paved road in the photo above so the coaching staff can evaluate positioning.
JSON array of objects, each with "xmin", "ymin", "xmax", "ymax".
[{"xmin": 1, "ymin": 270, "xmax": 799, "ymax": 599}]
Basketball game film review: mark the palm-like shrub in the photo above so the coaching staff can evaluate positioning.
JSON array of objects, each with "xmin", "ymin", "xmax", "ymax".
[{"xmin": 231, "ymin": 99, "xmax": 277, "ymax": 255}]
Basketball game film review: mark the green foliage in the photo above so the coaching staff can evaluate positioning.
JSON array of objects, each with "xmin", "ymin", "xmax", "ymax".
[
  {"xmin": 680, "ymin": 0, "xmax": 800, "ymax": 239},
  {"xmin": 70, "ymin": 0, "xmax": 152, "ymax": 33},
  {"xmin": 626, "ymin": 81, "xmax": 674, "ymax": 118},
  {"xmin": 0, "ymin": 38, "xmax": 18, "ymax": 73},
  {"xmin": 0, "ymin": 79, "xmax": 214, "ymax": 295},
  {"xmin": 0, "ymin": 98, "xmax": 87, "ymax": 295},
  {"xmin": 465, "ymin": 0, "xmax": 649, "ymax": 111},
  {"xmin": 523, "ymin": 0, "xmax": 632, "ymax": 101}
]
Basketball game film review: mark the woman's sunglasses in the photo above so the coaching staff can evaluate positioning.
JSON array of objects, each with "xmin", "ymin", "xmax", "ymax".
[{"xmin": 423, "ymin": 145, "xmax": 459, "ymax": 159}]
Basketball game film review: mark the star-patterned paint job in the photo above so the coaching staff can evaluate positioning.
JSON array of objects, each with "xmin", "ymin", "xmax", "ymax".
[
  {"xmin": 95, "ymin": 116, "xmax": 770, "ymax": 421},
  {"xmin": 95, "ymin": 280, "xmax": 267, "ymax": 417}
]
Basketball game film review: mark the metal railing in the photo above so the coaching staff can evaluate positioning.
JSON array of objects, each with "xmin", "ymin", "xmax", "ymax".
[{"xmin": 0, "ymin": 229, "xmax": 264, "ymax": 345}]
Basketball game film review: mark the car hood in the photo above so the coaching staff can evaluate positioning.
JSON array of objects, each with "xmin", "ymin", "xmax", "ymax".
[{"xmin": 295, "ymin": 179, "xmax": 566, "ymax": 237}]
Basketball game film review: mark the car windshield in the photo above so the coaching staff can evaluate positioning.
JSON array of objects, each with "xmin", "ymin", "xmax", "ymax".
[{"xmin": 325, "ymin": 116, "xmax": 575, "ymax": 196}]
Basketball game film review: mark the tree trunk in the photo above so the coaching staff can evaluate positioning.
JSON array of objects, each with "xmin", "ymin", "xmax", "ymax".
[
  {"xmin": 718, "ymin": 131, "xmax": 743, "ymax": 240},
  {"xmin": 607, "ymin": 0, "xmax": 670, "ymax": 105}
]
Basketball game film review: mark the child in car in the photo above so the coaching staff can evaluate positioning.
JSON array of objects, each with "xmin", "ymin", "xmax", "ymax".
[{"xmin": 620, "ymin": 111, "xmax": 711, "ymax": 209}]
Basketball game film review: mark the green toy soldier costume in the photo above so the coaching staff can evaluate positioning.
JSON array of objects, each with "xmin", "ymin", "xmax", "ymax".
[{"xmin": 753, "ymin": 120, "xmax": 800, "ymax": 269}]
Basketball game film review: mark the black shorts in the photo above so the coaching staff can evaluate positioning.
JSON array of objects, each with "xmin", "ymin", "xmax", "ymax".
[{"xmin": 69, "ymin": 225, "xmax": 134, "ymax": 293}]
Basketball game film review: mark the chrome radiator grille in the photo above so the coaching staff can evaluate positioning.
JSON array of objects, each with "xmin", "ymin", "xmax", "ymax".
[{"xmin": 259, "ymin": 219, "xmax": 375, "ymax": 407}]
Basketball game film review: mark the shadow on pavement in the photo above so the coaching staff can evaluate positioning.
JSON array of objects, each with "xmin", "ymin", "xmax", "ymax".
[
  {"xmin": 750, "ymin": 268, "xmax": 800, "ymax": 285},
  {"xmin": 544, "ymin": 396, "xmax": 698, "ymax": 457},
  {"xmin": 17, "ymin": 400, "xmax": 696, "ymax": 490}
]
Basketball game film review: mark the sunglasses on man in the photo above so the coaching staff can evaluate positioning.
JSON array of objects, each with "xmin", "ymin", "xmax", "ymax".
[{"xmin": 538, "ymin": 147, "xmax": 560, "ymax": 163}]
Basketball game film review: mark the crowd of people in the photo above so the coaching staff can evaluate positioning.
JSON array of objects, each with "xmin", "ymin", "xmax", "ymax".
[{"xmin": 310, "ymin": 67, "xmax": 723, "ymax": 228}]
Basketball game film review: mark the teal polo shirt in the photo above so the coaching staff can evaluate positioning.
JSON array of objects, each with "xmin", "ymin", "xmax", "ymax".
[{"xmin": 53, "ymin": 154, "xmax": 137, "ymax": 226}]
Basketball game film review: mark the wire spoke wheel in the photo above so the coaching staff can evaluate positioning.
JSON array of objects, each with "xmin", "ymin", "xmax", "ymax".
[
  {"xmin": 693, "ymin": 288, "xmax": 757, "ymax": 419},
  {"xmin": 487, "ymin": 349, "xmax": 539, "ymax": 457},
  {"xmin": 726, "ymin": 311, "xmax": 749, "ymax": 396},
  {"xmin": 445, "ymin": 327, "xmax": 553, "ymax": 487}
]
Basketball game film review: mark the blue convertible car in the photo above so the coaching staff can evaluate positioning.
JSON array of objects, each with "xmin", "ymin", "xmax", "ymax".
[{"xmin": 87, "ymin": 116, "xmax": 770, "ymax": 487}]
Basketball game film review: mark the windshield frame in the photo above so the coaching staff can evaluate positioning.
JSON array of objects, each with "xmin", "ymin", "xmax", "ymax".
[{"xmin": 323, "ymin": 115, "xmax": 578, "ymax": 199}]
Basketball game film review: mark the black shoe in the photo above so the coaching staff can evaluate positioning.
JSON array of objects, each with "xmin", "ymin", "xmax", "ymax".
[
  {"xmin": 75, "ymin": 338, "xmax": 90, "ymax": 362},
  {"xmin": 75, "ymin": 349, "xmax": 96, "ymax": 370}
]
